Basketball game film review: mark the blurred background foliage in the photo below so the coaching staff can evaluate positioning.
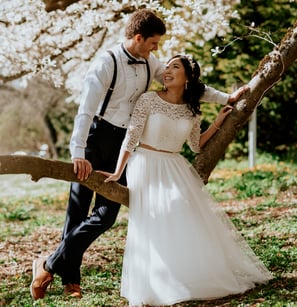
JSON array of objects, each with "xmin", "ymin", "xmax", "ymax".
[{"xmin": 185, "ymin": 0, "xmax": 297, "ymax": 162}]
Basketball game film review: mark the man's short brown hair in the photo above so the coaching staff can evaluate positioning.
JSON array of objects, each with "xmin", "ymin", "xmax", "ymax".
[{"xmin": 125, "ymin": 9, "xmax": 166, "ymax": 40}]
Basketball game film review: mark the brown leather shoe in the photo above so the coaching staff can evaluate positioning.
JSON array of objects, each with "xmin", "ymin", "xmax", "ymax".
[
  {"xmin": 30, "ymin": 257, "xmax": 54, "ymax": 300},
  {"xmin": 64, "ymin": 283, "xmax": 82, "ymax": 298}
]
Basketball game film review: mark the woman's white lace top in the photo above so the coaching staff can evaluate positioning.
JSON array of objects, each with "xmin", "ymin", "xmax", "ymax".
[{"xmin": 121, "ymin": 91, "xmax": 201, "ymax": 153}]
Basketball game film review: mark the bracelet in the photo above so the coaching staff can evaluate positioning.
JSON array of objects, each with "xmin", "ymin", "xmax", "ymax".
[{"xmin": 213, "ymin": 121, "xmax": 220, "ymax": 130}]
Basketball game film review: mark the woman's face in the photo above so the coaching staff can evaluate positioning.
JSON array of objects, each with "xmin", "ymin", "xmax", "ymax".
[{"xmin": 163, "ymin": 58, "xmax": 188, "ymax": 89}]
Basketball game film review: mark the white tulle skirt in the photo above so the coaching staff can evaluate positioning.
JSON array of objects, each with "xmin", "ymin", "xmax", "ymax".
[{"xmin": 121, "ymin": 148, "xmax": 272, "ymax": 307}]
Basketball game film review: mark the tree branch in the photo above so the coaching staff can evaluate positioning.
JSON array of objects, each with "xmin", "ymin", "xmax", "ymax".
[
  {"xmin": 0, "ymin": 155, "xmax": 129, "ymax": 207},
  {"xmin": 42, "ymin": 0, "xmax": 80, "ymax": 12},
  {"xmin": 194, "ymin": 21, "xmax": 297, "ymax": 183}
]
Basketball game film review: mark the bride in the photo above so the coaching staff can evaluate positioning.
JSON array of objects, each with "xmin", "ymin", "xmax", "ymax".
[{"xmin": 100, "ymin": 54, "xmax": 272, "ymax": 307}]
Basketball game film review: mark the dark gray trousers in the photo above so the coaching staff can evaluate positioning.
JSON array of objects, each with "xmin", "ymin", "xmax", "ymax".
[{"xmin": 46, "ymin": 117, "xmax": 127, "ymax": 285}]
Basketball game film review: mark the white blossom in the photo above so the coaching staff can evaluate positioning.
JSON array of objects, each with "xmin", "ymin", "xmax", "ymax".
[{"xmin": 0, "ymin": 0, "xmax": 240, "ymax": 102}]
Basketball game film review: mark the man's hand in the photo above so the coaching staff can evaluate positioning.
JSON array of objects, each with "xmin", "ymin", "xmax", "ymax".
[
  {"xmin": 72, "ymin": 158, "xmax": 93, "ymax": 181},
  {"xmin": 228, "ymin": 85, "xmax": 249, "ymax": 104}
]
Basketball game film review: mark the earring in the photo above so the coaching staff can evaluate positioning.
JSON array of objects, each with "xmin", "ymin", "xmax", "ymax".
[
  {"xmin": 163, "ymin": 85, "xmax": 167, "ymax": 91},
  {"xmin": 185, "ymin": 81, "xmax": 188, "ymax": 90}
]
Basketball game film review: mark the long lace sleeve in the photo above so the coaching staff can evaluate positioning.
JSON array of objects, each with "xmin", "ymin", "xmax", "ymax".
[
  {"xmin": 187, "ymin": 116, "xmax": 201, "ymax": 153},
  {"xmin": 121, "ymin": 94, "xmax": 150, "ymax": 152}
]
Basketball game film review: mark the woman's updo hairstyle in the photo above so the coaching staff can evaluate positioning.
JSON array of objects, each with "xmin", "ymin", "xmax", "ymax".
[{"xmin": 170, "ymin": 55, "xmax": 205, "ymax": 116}]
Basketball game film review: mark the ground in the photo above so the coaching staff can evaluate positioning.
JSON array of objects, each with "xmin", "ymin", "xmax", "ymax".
[{"xmin": 0, "ymin": 172, "xmax": 296, "ymax": 306}]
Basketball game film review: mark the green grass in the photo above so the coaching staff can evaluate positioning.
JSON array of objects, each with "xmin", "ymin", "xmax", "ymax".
[{"xmin": 0, "ymin": 153, "xmax": 297, "ymax": 306}]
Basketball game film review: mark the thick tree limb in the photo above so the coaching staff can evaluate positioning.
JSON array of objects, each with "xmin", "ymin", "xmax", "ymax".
[
  {"xmin": 194, "ymin": 20, "xmax": 297, "ymax": 183},
  {"xmin": 42, "ymin": 0, "xmax": 80, "ymax": 12},
  {"xmin": 0, "ymin": 155, "xmax": 129, "ymax": 207}
]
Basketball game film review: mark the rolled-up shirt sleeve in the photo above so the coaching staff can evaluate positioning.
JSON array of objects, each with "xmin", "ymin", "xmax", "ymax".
[
  {"xmin": 201, "ymin": 85, "xmax": 229, "ymax": 105},
  {"xmin": 151, "ymin": 55, "xmax": 165, "ymax": 84},
  {"xmin": 70, "ymin": 114, "xmax": 92, "ymax": 159}
]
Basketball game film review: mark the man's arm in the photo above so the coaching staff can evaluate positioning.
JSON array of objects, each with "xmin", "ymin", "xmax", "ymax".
[
  {"xmin": 70, "ymin": 53, "xmax": 113, "ymax": 180},
  {"xmin": 201, "ymin": 85, "xmax": 249, "ymax": 105}
]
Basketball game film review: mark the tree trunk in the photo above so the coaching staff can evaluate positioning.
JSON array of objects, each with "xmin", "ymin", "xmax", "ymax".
[
  {"xmin": 0, "ymin": 155, "xmax": 129, "ymax": 207},
  {"xmin": 194, "ymin": 20, "xmax": 297, "ymax": 183}
]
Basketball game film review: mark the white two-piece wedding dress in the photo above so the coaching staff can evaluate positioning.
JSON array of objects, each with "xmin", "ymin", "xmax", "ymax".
[{"xmin": 120, "ymin": 91, "xmax": 272, "ymax": 307}]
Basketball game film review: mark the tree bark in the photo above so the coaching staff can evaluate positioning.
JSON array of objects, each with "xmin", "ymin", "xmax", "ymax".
[
  {"xmin": 0, "ymin": 155, "xmax": 129, "ymax": 207},
  {"xmin": 42, "ymin": 0, "xmax": 80, "ymax": 12},
  {"xmin": 194, "ymin": 20, "xmax": 297, "ymax": 183}
]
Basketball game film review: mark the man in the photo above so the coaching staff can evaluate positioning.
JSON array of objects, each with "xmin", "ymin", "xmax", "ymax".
[
  {"xmin": 30, "ymin": 8, "xmax": 166, "ymax": 300},
  {"xmin": 30, "ymin": 8, "xmax": 247, "ymax": 300}
]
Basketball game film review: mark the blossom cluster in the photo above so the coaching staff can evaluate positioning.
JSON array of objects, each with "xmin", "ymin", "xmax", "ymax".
[{"xmin": 0, "ymin": 0, "xmax": 239, "ymax": 102}]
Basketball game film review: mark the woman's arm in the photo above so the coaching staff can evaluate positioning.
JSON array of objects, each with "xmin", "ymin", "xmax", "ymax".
[
  {"xmin": 199, "ymin": 105, "xmax": 233, "ymax": 148},
  {"xmin": 98, "ymin": 93, "xmax": 151, "ymax": 182},
  {"xmin": 98, "ymin": 150, "xmax": 131, "ymax": 182}
]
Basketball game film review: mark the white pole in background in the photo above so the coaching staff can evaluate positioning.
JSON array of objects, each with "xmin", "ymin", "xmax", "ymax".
[{"xmin": 248, "ymin": 109, "xmax": 257, "ymax": 168}]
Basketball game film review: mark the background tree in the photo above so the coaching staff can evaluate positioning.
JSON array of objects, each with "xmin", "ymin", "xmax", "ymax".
[{"xmin": 188, "ymin": 0, "xmax": 297, "ymax": 160}]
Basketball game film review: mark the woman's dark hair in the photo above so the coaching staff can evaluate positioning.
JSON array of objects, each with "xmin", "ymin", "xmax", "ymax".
[
  {"xmin": 125, "ymin": 9, "xmax": 166, "ymax": 40},
  {"xmin": 170, "ymin": 55, "xmax": 205, "ymax": 116}
]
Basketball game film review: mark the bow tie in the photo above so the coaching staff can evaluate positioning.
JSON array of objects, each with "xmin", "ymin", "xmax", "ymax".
[
  {"xmin": 128, "ymin": 59, "xmax": 146, "ymax": 65},
  {"xmin": 122, "ymin": 44, "xmax": 146, "ymax": 65}
]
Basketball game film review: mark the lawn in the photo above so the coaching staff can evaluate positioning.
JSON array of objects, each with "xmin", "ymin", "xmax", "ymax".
[{"xmin": 0, "ymin": 153, "xmax": 296, "ymax": 306}]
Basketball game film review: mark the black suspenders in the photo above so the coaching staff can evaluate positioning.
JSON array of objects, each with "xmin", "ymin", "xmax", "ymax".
[
  {"xmin": 144, "ymin": 61, "xmax": 150, "ymax": 93},
  {"xmin": 99, "ymin": 50, "xmax": 117, "ymax": 117},
  {"xmin": 99, "ymin": 50, "xmax": 150, "ymax": 117}
]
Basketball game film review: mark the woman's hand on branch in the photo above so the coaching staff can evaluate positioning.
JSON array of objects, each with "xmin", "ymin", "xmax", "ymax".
[
  {"xmin": 97, "ymin": 170, "xmax": 121, "ymax": 183},
  {"xmin": 200, "ymin": 105, "xmax": 233, "ymax": 148},
  {"xmin": 97, "ymin": 150, "xmax": 130, "ymax": 183},
  {"xmin": 215, "ymin": 105, "xmax": 233, "ymax": 127}
]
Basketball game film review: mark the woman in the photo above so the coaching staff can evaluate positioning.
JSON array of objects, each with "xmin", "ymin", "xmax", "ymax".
[{"xmin": 100, "ymin": 55, "xmax": 272, "ymax": 307}]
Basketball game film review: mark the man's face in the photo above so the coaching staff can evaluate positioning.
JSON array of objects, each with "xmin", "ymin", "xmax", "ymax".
[{"xmin": 134, "ymin": 34, "xmax": 161, "ymax": 59}]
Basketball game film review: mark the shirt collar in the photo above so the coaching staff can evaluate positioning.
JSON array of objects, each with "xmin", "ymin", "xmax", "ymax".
[{"xmin": 121, "ymin": 43, "xmax": 146, "ymax": 64}]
